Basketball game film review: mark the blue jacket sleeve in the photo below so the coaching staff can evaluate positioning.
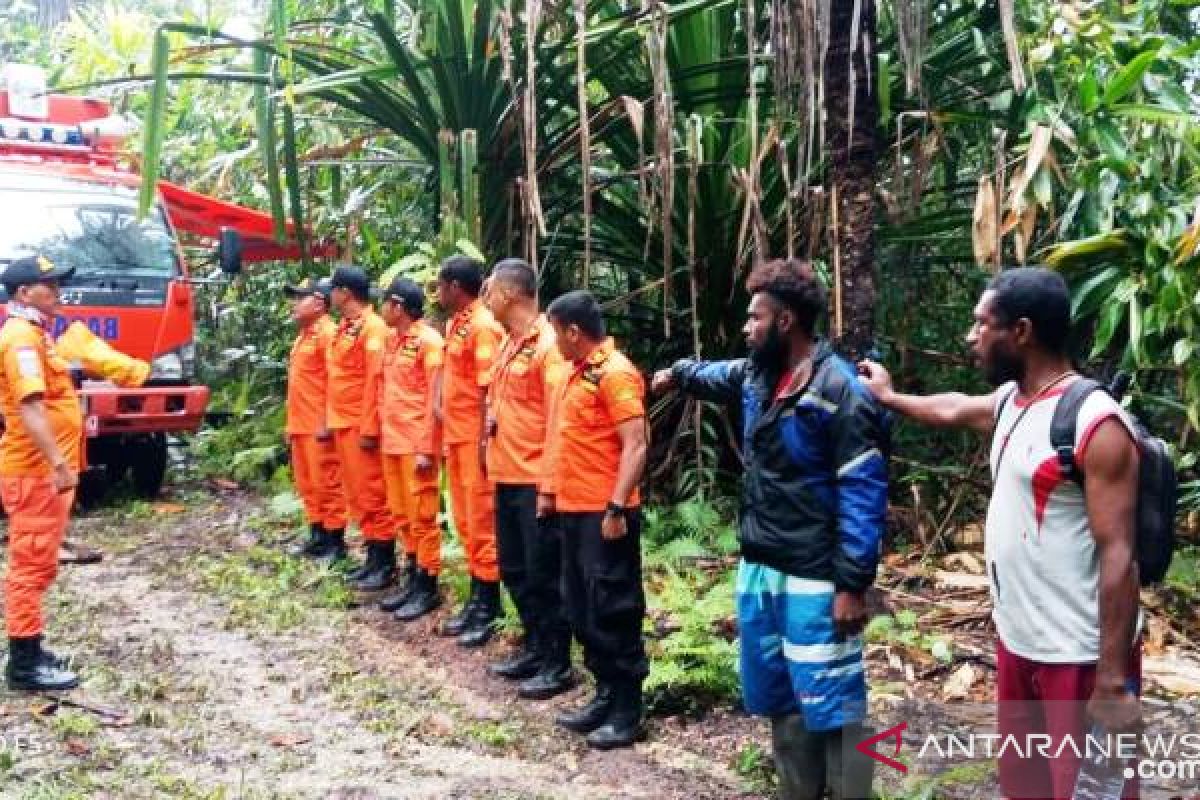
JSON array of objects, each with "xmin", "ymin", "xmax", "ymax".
[
  {"xmin": 670, "ymin": 358, "xmax": 747, "ymax": 405},
  {"xmin": 826, "ymin": 367, "xmax": 890, "ymax": 593}
]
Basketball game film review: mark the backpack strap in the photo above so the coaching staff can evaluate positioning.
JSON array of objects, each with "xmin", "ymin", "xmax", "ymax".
[{"xmin": 1049, "ymin": 378, "xmax": 1105, "ymax": 485}]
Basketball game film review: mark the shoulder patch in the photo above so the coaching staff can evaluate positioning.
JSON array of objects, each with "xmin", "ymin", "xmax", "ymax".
[{"xmin": 16, "ymin": 346, "xmax": 41, "ymax": 378}]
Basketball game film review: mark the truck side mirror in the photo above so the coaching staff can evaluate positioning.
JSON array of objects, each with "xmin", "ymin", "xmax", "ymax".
[{"xmin": 217, "ymin": 228, "xmax": 243, "ymax": 276}]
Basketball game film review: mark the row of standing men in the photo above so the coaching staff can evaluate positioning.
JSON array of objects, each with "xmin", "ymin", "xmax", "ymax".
[{"xmin": 284, "ymin": 256, "xmax": 649, "ymax": 750}]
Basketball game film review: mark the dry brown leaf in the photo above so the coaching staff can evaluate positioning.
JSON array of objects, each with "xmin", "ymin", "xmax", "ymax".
[
  {"xmin": 152, "ymin": 502, "xmax": 186, "ymax": 515},
  {"xmin": 943, "ymin": 552, "xmax": 985, "ymax": 575},
  {"xmin": 212, "ymin": 478, "xmax": 239, "ymax": 491},
  {"xmin": 972, "ymin": 176, "xmax": 998, "ymax": 270},
  {"xmin": 65, "ymin": 737, "xmax": 91, "ymax": 756},
  {"xmin": 943, "ymin": 663, "xmax": 978, "ymax": 701},
  {"xmin": 934, "ymin": 570, "xmax": 991, "ymax": 590},
  {"xmin": 1144, "ymin": 616, "xmax": 1168, "ymax": 656},
  {"xmin": 1006, "ymin": 125, "xmax": 1053, "ymax": 210},
  {"xmin": 269, "ymin": 732, "xmax": 313, "ymax": 748},
  {"xmin": 1014, "ymin": 204, "xmax": 1038, "ymax": 264},
  {"xmin": 1144, "ymin": 656, "xmax": 1200, "ymax": 695}
]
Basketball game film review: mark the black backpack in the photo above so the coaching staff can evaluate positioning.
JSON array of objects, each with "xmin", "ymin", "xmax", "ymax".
[{"xmin": 1049, "ymin": 375, "xmax": 1178, "ymax": 586}]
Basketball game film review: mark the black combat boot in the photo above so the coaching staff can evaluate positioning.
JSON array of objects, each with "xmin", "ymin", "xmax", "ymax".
[
  {"xmin": 353, "ymin": 540, "xmax": 397, "ymax": 591},
  {"xmin": 394, "ymin": 569, "xmax": 442, "ymax": 621},
  {"xmin": 440, "ymin": 578, "xmax": 481, "ymax": 636},
  {"xmin": 456, "ymin": 580, "xmax": 501, "ymax": 648},
  {"xmin": 555, "ymin": 682, "xmax": 613, "ymax": 734},
  {"xmin": 489, "ymin": 632, "xmax": 541, "ymax": 681},
  {"xmin": 517, "ymin": 630, "xmax": 575, "ymax": 699},
  {"xmin": 379, "ymin": 554, "xmax": 419, "ymax": 612},
  {"xmin": 6, "ymin": 637, "xmax": 79, "ymax": 692},
  {"xmin": 314, "ymin": 528, "xmax": 348, "ymax": 564},
  {"xmin": 288, "ymin": 523, "xmax": 326, "ymax": 558},
  {"xmin": 586, "ymin": 680, "xmax": 645, "ymax": 750}
]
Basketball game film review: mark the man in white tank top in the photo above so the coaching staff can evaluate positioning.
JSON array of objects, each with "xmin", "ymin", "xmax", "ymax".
[{"xmin": 859, "ymin": 267, "xmax": 1141, "ymax": 799}]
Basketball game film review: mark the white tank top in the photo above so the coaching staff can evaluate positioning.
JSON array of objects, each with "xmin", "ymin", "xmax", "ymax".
[{"xmin": 985, "ymin": 378, "xmax": 1137, "ymax": 663}]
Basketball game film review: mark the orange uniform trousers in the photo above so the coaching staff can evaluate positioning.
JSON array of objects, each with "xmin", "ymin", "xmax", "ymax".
[
  {"xmin": 331, "ymin": 428, "xmax": 394, "ymax": 542},
  {"xmin": 2, "ymin": 476, "xmax": 74, "ymax": 638},
  {"xmin": 382, "ymin": 454, "xmax": 441, "ymax": 575},
  {"xmin": 290, "ymin": 434, "xmax": 347, "ymax": 531},
  {"xmin": 445, "ymin": 442, "xmax": 498, "ymax": 582}
]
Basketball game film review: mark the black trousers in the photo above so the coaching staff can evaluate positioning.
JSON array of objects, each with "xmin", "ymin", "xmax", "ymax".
[
  {"xmin": 495, "ymin": 484, "xmax": 570, "ymax": 661},
  {"xmin": 559, "ymin": 510, "xmax": 648, "ymax": 684}
]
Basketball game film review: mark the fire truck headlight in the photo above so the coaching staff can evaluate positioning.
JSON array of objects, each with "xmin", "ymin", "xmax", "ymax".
[{"xmin": 150, "ymin": 352, "xmax": 183, "ymax": 381}]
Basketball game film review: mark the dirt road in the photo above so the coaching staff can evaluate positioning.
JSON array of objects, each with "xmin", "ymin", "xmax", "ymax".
[{"xmin": 0, "ymin": 486, "xmax": 769, "ymax": 799}]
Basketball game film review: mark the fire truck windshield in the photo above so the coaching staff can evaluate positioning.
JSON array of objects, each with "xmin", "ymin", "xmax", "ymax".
[{"xmin": 0, "ymin": 172, "xmax": 179, "ymax": 289}]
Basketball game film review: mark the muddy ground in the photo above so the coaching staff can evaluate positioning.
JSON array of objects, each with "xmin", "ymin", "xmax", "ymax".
[{"xmin": 0, "ymin": 485, "xmax": 771, "ymax": 799}]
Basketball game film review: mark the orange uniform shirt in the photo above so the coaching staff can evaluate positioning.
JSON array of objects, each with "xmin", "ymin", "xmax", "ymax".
[
  {"xmin": 441, "ymin": 299, "xmax": 504, "ymax": 445},
  {"xmin": 549, "ymin": 339, "xmax": 645, "ymax": 512},
  {"xmin": 286, "ymin": 314, "xmax": 336, "ymax": 435},
  {"xmin": 0, "ymin": 313, "xmax": 83, "ymax": 477},
  {"xmin": 326, "ymin": 306, "xmax": 390, "ymax": 432},
  {"xmin": 363, "ymin": 320, "xmax": 444, "ymax": 456},
  {"xmin": 486, "ymin": 315, "xmax": 563, "ymax": 488}
]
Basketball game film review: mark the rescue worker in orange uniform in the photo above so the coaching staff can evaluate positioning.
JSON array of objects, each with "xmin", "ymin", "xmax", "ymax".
[
  {"xmin": 435, "ymin": 256, "xmax": 505, "ymax": 647},
  {"xmin": 284, "ymin": 277, "xmax": 348, "ymax": 561},
  {"xmin": 544, "ymin": 290, "xmax": 649, "ymax": 750},
  {"xmin": 482, "ymin": 259, "xmax": 575, "ymax": 698},
  {"xmin": 326, "ymin": 265, "xmax": 398, "ymax": 592},
  {"xmin": 0, "ymin": 254, "xmax": 84, "ymax": 691},
  {"xmin": 366, "ymin": 277, "xmax": 445, "ymax": 621}
]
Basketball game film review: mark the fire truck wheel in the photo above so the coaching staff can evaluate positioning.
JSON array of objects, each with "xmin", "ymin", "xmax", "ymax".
[{"xmin": 131, "ymin": 434, "xmax": 169, "ymax": 498}]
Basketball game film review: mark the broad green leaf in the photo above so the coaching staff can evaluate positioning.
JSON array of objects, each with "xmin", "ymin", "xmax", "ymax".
[
  {"xmin": 1100, "ymin": 48, "xmax": 1161, "ymax": 107},
  {"xmin": 138, "ymin": 28, "xmax": 170, "ymax": 218},
  {"xmin": 1091, "ymin": 302, "xmax": 1125, "ymax": 357},
  {"xmin": 1110, "ymin": 104, "xmax": 1199, "ymax": 124},
  {"xmin": 1079, "ymin": 64, "xmax": 1099, "ymax": 113},
  {"xmin": 1129, "ymin": 294, "xmax": 1144, "ymax": 366},
  {"xmin": 1173, "ymin": 339, "xmax": 1194, "ymax": 367}
]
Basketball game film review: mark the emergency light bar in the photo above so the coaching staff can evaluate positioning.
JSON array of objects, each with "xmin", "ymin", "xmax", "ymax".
[{"xmin": 0, "ymin": 118, "xmax": 86, "ymax": 146}]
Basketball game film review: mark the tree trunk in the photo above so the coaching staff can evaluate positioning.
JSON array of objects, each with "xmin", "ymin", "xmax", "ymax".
[{"xmin": 824, "ymin": 0, "xmax": 878, "ymax": 356}]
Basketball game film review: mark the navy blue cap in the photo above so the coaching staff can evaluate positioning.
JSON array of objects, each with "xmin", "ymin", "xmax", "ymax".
[{"xmin": 2, "ymin": 254, "xmax": 74, "ymax": 287}]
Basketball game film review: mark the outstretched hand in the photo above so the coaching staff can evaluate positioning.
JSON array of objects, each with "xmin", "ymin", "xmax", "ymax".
[{"xmin": 856, "ymin": 360, "xmax": 894, "ymax": 400}]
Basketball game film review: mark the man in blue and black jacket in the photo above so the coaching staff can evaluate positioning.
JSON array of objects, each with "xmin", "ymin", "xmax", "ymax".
[{"xmin": 653, "ymin": 258, "xmax": 888, "ymax": 800}]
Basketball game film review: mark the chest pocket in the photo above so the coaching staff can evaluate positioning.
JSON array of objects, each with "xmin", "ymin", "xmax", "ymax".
[
  {"xmin": 334, "ymin": 332, "xmax": 365, "ymax": 372},
  {"xmin": 500, "ymin": 355, "xmax": 536, "ymax": 402}
]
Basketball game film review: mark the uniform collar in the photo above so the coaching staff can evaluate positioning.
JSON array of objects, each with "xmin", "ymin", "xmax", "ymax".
[
  {"xmin": 6, "ymin": 301, "xmax": 50, "ymax": 330},
  {"xmin": 453, "ymin": 298, "xmax": 481, "ymax": 325},
  {"xmin": 338, "ymin": 305, "xmax": 373, "ymax": 329},
  {"xmin": 511, "ymin": 313, "xmax": 547, "ymax": 347},
  {"xmin": 576, "ymin": 338, "xmax": 615, "ymax": 369}
]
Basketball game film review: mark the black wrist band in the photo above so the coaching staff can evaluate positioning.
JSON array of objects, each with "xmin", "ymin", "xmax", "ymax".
[{"xmin": 605, "ymin": 502, "xmax": 624, "ymax": 517}]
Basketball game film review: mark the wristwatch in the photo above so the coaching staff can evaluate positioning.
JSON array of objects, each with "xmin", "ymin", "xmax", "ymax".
[{"xmin": 605, "ymin": 502, "xmax": 624, "ymax": 517}]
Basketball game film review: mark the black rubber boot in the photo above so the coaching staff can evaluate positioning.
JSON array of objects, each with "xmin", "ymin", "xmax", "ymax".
[
  {"xmin": 489, "ymin": 635, "xmax": 541, "ymax": 681},
  {"xmin": 6, "ymin": 636, "xmax": 79, "ymax": 692},
  {"xmin": 440, "ymin": 578, "xmax": 481, "ymax": 636},
  {"xmin": 555, "ymin": 683, "xmax": 613, "ymax": 734},
  {"xmin": 38, "ymin": 642, "xmax": 69, "ymax": 670},
  {"xmin": 456, "ymin": 580, "xmax": 501, "ymax": 648},
  {"xmin": 518, "ymin": 632, "xmax": 575, "ymax": 699},
  {"xmin": 586, "ymin": 680, "xmax": 644, "ymax": 750},
  {"xmin": 288, "ymin": 523, "xmax": 326, "ymax": 558},
  {"xmin": 394, "ymin": 569, "xmax": 442, "ymax": 621},
  {"xmin": 353, "ymin": 541, "xmax": 397, "ymax": 592},
  {"xmin": 345, "ymin": 539, "xmax": 378, "ymax": 581},
  {"xmin": 379, "ymin": 555, "xmax": 419, "ymax": 612},
  {"xmin": 314, "ymin": 528, "xmax": 348, "ymax": 564}
]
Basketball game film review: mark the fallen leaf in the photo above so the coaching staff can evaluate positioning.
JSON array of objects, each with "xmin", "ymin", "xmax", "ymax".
[
  {"xmin": 1145, "ymin": 616, "xmax": 1168, "ymax": 657},
  {"xmin": 269, "ymin": 732, "xmax": 312, "ymax": 748},
  {"xmin": 423, "ymin": 711, "xmax": 456, "ymax": 738},
  {"xmin": 151, "ymin": 502, "xmax": 186, "ymax": 515},
  {"xmin": 972, "ymin": 175, "xmax": 998, "ymax": 270},
  {"xmin": 32, "ymin": 699, "xmax": 59, "ymax": 716},
  {"xmin": 943, "ymin": 663, "xmax": 978, "ymax": 701},
  {"xmin": 1144, "ymin": 656, "xmax": 1200, "ymax": 695},
  {"xmin": 942, "ymin": 552, "xmax": 985, "ymax": 575},
  {"xmin": 934, "ymin": 570, "xmax": 991, "ymax": 590},
  {"xmin": 212, "ymin": 478, "xmax": 239, "ymax": 491},
  {"xmin": 65, "ymin": 737, "xmax": 90, "ymax": 756},
  {"xmin": 883, "ymin": 553, "xmax": 909, "ymax": 568}
]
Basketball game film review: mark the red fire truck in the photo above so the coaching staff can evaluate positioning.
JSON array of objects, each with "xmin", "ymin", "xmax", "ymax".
[{"xmin": 1, "ymin": 65, "xmax": 321, "ymax": 496}]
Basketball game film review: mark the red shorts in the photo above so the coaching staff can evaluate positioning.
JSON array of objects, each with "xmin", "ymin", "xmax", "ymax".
[{"xmin": 996, "ymin": 638, "xmax": 1141, "ymax": 800}]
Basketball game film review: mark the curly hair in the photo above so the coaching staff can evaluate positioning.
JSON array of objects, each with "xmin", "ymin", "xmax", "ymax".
[{"xmin": 745, "ymin": 258, "xmax": 827, "ymax": 336}]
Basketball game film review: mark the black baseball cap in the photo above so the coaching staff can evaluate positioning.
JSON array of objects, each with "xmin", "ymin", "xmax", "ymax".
[
  {"xmin": 383, "ymin": 276, "xmax": 425, "ymax": 318},
  {"xmin": 329, "ymin": 265, "xmax": 371, "ymax": 297},
  {"xmin": 283, "ymin": 276, "xmax": 332, "ymax": 302},
  {"xmin": 3, "ymin": 254, "xmax": 75, "ymax": 287}
]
